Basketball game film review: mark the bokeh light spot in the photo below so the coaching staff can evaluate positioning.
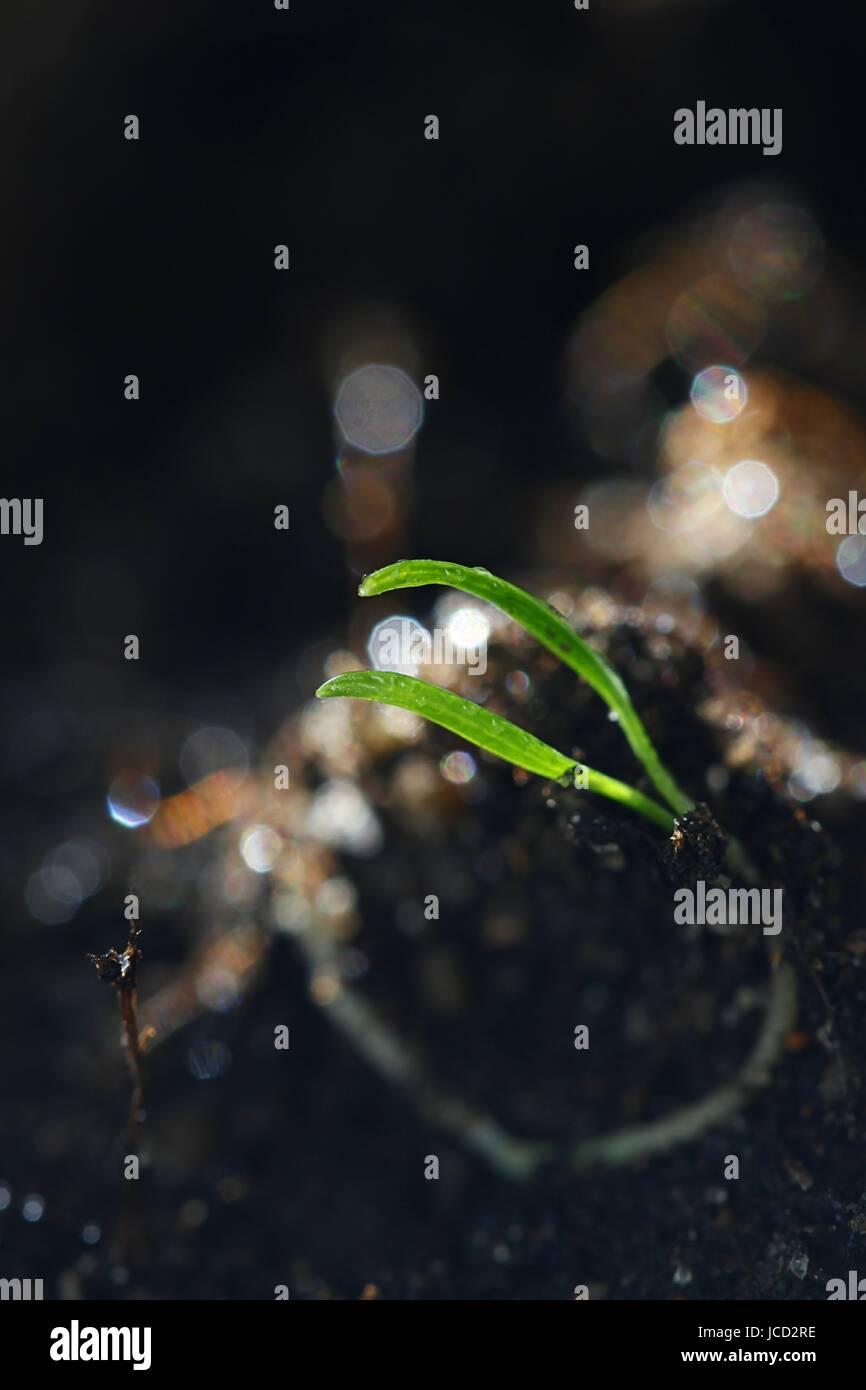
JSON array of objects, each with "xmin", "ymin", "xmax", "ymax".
[
  {"xmin": 445, "ymin": 606, "xmax": 490, "ymax": 650},
  {"xmin": 239, "ymin": 824, "xmax": 282, "ymax": 874},
  {"xmin": 306, "ymin": 780, "xmax": 384, "ymax": 856},
  {"xmin": 690, "ymin": 365, "xmax": 748, "ymax": 423},
  {"xmin": 334, "ymin": 364, "xmax": 423, "ymax": 454},
  {"xmin": 107, "ymin": 774, "xmax": 160, "ymax": 829},
  {"xmin": 722, "ymin": 459, "xmax": 779, "ymax": 518},
  {"xmin": 440, "ymin": 751, "xmax": 477, "ymax": 785},
  {"xmin": 368, "ymin": 616, "xmax": 431, "ymax": 676},
  {"xmin": 836, "ymin": 535, "xmax": 866, "ymax": 587},
  {"xmin": 22, "ymin": 1194, "xmax": 45, "ymax": 1223}
]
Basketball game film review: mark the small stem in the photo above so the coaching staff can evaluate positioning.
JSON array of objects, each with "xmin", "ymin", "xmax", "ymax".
[
  {"xmin": 567, "ymin": 962, "xmax": 797, "ymax": 1172},
  {"xmin": 295, "ymin": 904, "xmax": 554, "ymax": 1181},
  {"xmin": 581, "ymin": 766, "xmax": 675, "ymax": 832},
  {"xmin": 88, "ymin": 916, "xmax": 145, "ymax": 1147},
  {"xmin": 617, "ymin": 706, "xmax": 694, "ymax": 818},
  {"xmin": 118, "ymin": 984, "xmax": 144, "ymax": 1148}
]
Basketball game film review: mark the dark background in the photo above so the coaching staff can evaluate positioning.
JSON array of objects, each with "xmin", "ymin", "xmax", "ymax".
[
  {"xmin": 2, "ymin": 0, "xmax": 858, "ymax": 691},
  {"xmin": 2, "ymin": 0, "xmax": 865, "ymax": 1300}
]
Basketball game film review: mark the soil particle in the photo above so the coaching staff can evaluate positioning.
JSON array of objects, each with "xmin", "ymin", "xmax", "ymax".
[{"xmin": 661, "ymin": 803, "xmax": 728, "ymax": 887}]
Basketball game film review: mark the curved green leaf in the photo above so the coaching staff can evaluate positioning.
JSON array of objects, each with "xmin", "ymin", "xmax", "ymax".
[
  {"xmin": 316, "ymin": 670, "xmax": 673, "ymax": 831},
  {"xmin": 358, "ymin": 559, "xmax": 692, "ymax": 816}
]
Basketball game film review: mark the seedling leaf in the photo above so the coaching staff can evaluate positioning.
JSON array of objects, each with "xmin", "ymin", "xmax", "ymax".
[
  {"xmin": 316, "ymin": 669, "xmax": 674, "ymax": 830},
  {"xmin": 358, "ymin": 559, "xmax": 692, "ymax": 816}
]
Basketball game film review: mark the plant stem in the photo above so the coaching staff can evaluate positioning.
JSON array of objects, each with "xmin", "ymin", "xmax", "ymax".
[
  {"xmin": 582, "ymin": 767, "xmax": 674, "ymax": 832},
  {"xmin": 88, "ymin": 916, "xmax": 145, "ymax": 1147},
  {"xmin": 118, "ymin": 981, "xmax": 144, "ymax": 1149},
  {"xmin": 615, "ymin": 709, "xmax": 694, "ymax": 818},
  {"xmin": 568, "ymin": 961, "xmax": 796, "ymax": 1172}
]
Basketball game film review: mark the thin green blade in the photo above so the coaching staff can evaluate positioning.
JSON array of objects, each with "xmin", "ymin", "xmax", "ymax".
[
  {"xmin": 359, "ymin": 559, "xmax": 629, "ymax": 710},
  {"xmin": 316, "ymin": 670, "xmax": 573, "ymax": 780},
  {"xmin": 357, "ymin": 559, "xmax": 691, "ymax": 816},
  {"xmin": 315, "ymin": 669, "xmax": 674, "ymax": 830}
]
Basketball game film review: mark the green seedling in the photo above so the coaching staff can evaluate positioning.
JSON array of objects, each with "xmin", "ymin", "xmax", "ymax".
[
  {"xmin": 315, "ymin": 562, "xmax": 797, "ymax": 1176},
  {"xmin": 316, "ymin": 559, "xmax": 694, "ymax": 832}
]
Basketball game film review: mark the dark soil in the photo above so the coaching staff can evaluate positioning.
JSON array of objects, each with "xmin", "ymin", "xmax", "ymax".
[{"xmin": 2, "ymin": 602, "xmax": 864, "ymax": 1301}]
